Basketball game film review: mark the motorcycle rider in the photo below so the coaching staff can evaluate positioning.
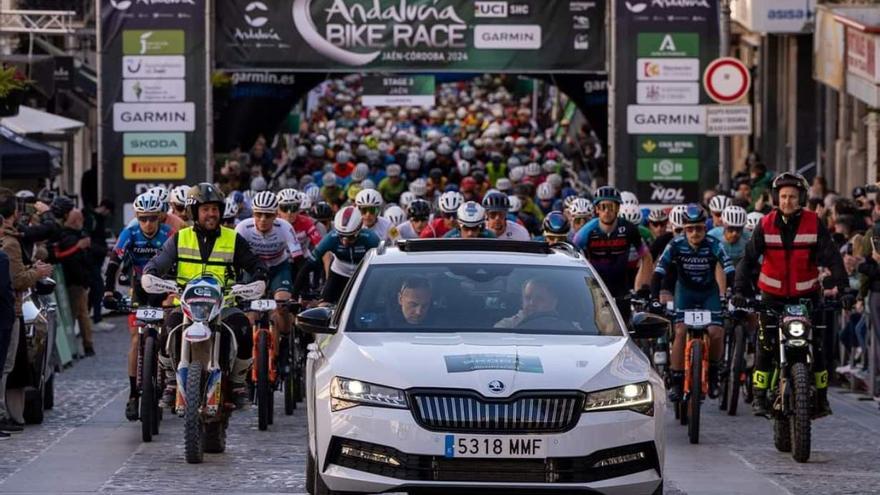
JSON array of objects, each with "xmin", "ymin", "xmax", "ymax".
[
  {"xmin": 733, "ymin": 172, "xmax": 851, "ymax": 418},
  {"xmin": 143, "ymin": 183, "xmax": 268, "ymax": 409}
]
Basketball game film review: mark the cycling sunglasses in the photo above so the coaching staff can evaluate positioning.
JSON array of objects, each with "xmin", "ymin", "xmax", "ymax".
[
  {"xmin": 649, "ymin": 221, "xmax": 668, "ymax": 227},
  {"xmin": 685, "ymin": 225, "xmax": 706, "ymax": 233},
  {"xmin": 726, "ymin": 226, "xmax": 744, "ymax": 234},
  {"xmin": 280, "ymin": 204, "xmax": 300, "ymax": 213},
  {"xmin": 137, "ymin": 215, "xmax": 160, "ymax": 223},
  {"xmin": 359, "ymin": 206, "xmax": 379, "ymax": 215},
  {"xmin": 595, "ymin": 203, "xmax": 618, "ymax": 212},
  {"xmin": 411, "ymin": 216, "xmax": 429, "ymax": 222}
]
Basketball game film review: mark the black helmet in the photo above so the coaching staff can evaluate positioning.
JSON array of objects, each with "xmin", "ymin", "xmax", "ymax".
[
  {"xmin": 312, "ymin": 201, "xmax": 333, "ymax": 221},
  {"xmin": 482, "ymin": 191, "xmax": 510, "ymax": 212},
  {"xmin": 592, "ymin": 186, "xmax": 622, "ymax": 206},
  {"xmin": 407, "ymin": 199, "xmax": 432, "ymax": 220},
  {"xmin": 50, "ymin": 196, "xmax": 75, "ymax": 218},
  {"xmin": 187, "ymin": 182, "xmax": 225, "ymax": 222},
  {"xmin": 682, "ymin": 203, "xmax": 707, "ymax": 225},
  {"xmin": 542, "ymin": 211, "xmax": 571, "ymax": 236},
  {"xmin": 771, "ymin": 172, "xmax": 808, "ymax": 206}
]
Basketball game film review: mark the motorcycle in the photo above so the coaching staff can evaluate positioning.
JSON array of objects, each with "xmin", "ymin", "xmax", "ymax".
[
  {"xmin": 22, "ymin": 278, "xmax": 59, "ymax": 424},
  {"xmin": 142, "ymin": 273, "xmax": 264, "ymax": 464}
]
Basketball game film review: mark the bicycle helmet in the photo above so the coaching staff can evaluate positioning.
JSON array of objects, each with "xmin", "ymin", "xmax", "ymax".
[
  {"xmin": 407, "ymin": 199, "xmax": 432, "ymax": 220},
  {"xmin": 457, "ymin": 201, "xmax": 486, "ymax": 228},
  {"xmin": 439, "ymin": 191, "xmax": 464, "ymax": 213},
  {"xmin": 721, "ymin": 205, "xmax": 747, "ymax": 228},
  {"xmin": 546, "ymin": 173, "xmax": 563, "ymax": 191},
  {"xmin": 305, "ymin": 185, "xmax": 321, "ymax": 204},
  {"xmin": 592, "ymin": 186, "xmax": 622, "ymax": 206},
  {"xmin": 708, "ymin": 194, "xmax": 732, "ymax": 214},
  {"xmin": 50, "ymin": 196, "xmax": 75, "ymax": 218},
  {"xmin": 223, "ymin": 196, "xmax": 239, "ymax": 219},
  {"xmin": 277, "ymin": 188, "xmax": 300, "ymax": 206},
  {"xmin": 669, "ymin": 204, "xmax": 689, "ymax": 229},
  {"xmin": 383, "ymin": 205, "xmax": 406, "ymax": 226},
  {"xmin": 508, "ymin": 195, "xmax": 522, "ymax": 214},
  {"xmin": 562, "ymin": 195, "xmax": 579, "ymax": 211},
  {"xmin": 682, "ymin": 203, "xmax": 707, "ymax": 225},
  {"xmin": 170, "ymin": 185, "xmax": 190, "ymax": 207},
  {"xmin": 619, "ymin": 203, "xmax": 643, "ymax": 225},
  {"xmin": 405, "ymin": 155, "xmax": 421, "ymax": 171},
  {"xmin": 336, "ymin": 150, "xmax": 352, "ymax": 164},
  {"xmin": 647, "ymin": 208, "xmax": 669, "ymax": 223},
  {"xmin": 351, "ymin": 163, "xmax": 369, "ymax": 182},
  {"xmin": 251, "ymin": 191, "xmax": 279, "ymax": 214},
  {"xmin": 355, "ymin": 188, "xmax": 384, "ymax": 208},
  {"xmin": 745, "ymin": 211, "xmax": 764, "ymax": 232},
  {"xmin": 147, "ymin": 186, "xmax": 169, "ymax": 208},
  {"xmin": 569, "ymin": 198, "xmax": 594, "ymax": 219},
  {"xmin": 133, "ymin": 192, "xmax": 163, "ymax": 214},
  {"xmin": 509, "ymin": 166, "xmax": 525, "ymax": 183},
  {"xmin": 312, "ymin": 201, "xmax": 332, "ymax": 221},
  {"xmin": 508, "ymin": 156, "xmax": 522, "ymax": 168},
  {"xmin": 409, "ymin": 178, "xmax": 427, "ymax": 197},
  {"xmin": 386, "ymin": 164, "xmax": 402, "ymax": 178},
  {"xmin": 495, "ymin": 178, "xmax": 513, "ymax": 193},
  {"xmin": 461, "ymin": 145, "xmax": 476, "ymax": 160},
  {"xmin": 334, "ymin": 206, "xmax": 363, "ymax": 235},
  {"xmin": 482, "ymin": 191, "xmax": 510, "ymax": 212},
  {"xmin": 542, "ymin": 211, "xmax": 571, "ymax": 236},
  {"xmin": 525, "ymin": 162, "xmax": 542, "ymax": 177},
  {"xmin": 457, "ymin": 160, "xmax": 471, "ymax": 177},
  {"xmin": 536, "ymin": 182, "xmax": 555, "ymax": 201},
  {"xmin": 323, "ymin": 172, "xmax": 338, "ymax": 188},
  {"xmin": 399, "ymin": 191, "xmax": 416, "ymax": 210},
  {"xmin": 620, "ymin": 191, "xmax": 639, "ymax": 206}
]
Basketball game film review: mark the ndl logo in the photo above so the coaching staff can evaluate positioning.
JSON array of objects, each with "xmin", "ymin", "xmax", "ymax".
[
  {"xmin": 235, "ymin": 1, "xmax": 281, "ymax": 42},
  {"xmin": 650, "ymin": 183, "xmax": 686, "ymax": 203}
]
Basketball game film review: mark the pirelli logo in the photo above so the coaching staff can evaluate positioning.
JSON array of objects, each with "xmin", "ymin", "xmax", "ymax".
[{"xmin": 123, "ymin": 156, "xmax": 186, "ymax": 179}]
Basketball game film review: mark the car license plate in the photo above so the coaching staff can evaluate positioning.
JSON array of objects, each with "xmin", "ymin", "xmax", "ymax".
[{"xmin": 444, "ymin": 434, "xmax": 546, "ymax": 458}]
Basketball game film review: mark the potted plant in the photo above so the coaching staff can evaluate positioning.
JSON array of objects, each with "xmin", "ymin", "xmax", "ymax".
[{"xmin": 0, "ymin": 64, "xmax": 29, "ymax": 117}]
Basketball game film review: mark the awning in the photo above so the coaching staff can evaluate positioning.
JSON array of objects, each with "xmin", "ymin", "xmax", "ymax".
[
  {"xmin": 0, "ymin": 125, "xmax": 61, "ymax": 179},
  {"xmin": 0, "ymin": 105, "xmax": 84, "ymax": 135}
]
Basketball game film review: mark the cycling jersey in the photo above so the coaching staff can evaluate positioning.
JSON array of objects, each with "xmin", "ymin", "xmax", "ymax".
[
  {"xmin": 310, "ymin": 229, "xmax": 381, "ymax": 277},
  {"xmin": 493, "ymin": 220, "xmax": 531, "ymax": 240},
  {"xmin": 235, "ymin": 218, "xmax": 303, "ymax": 268},
  {"xmin": 289, "ymin": 214, "xmax": 323, "ymax": 252},
  {"xmin": 112, "ymin": 223, "xmax": 173, "ymax": 275},
  {"xmin": 420, "ymin": 218, "xmax": 453, "ymax": 238},
  {"xmin": 708, "ymin": 227, "xmax": 751, "ymax": 266},
  {"xmin": 364, "ymin": 216, "xmax": 393, "ymax": 241},
  {"xmin": 443, "ymin": 229, "xmax": 497, "ymax": 239},
  {"xmin": 655, "ymin": 235, "xmax": 734, "ymax": 291},
  {"xmin": 391, "ymin": 221, "xmax": 421, "ymax": 241},
  {"xmin": 572, "ymin": 218, "xmax": 647, "ymax": 297}
]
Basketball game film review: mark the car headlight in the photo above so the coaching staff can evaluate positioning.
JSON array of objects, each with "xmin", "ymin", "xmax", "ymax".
[
  {"xmin": 330, "ymin": 377, "xmax": 408, "ymax": 411},
  {"xmin": 584, "ymin": 382, "xmax": 653, "ymax": 415},
  {"xmin": 786, "ymin": 321, "xmax": 806, "ymax": 338}
]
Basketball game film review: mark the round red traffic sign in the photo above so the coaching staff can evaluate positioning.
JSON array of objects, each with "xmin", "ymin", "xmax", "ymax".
[{"xmin": 703, "ymin": 57, "xmax": 751, "ymax": 104}]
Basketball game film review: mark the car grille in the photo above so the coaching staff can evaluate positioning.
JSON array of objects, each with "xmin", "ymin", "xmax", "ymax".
[{"xmin": 409, "ymin": 390, "xmax": 583, "ymax": 433}]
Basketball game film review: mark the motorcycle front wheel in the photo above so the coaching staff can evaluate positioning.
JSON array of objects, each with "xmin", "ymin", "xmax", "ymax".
[
  {"xmin": 184, "ymin": 362, "xmax": 205, "ymax": 464},
  {"xmin": 790, "ymin": 362, "xmax": 812, "ymax": 463}
]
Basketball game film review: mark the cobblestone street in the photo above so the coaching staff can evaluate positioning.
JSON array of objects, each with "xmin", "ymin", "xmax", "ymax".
[{"xmin": 1, "ymin": 316, "xmax": 880, "ymax": 494}]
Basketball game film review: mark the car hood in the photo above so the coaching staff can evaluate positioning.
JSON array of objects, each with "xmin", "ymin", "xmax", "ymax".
[{"xmin": 327, "ymin": 332, "xmax": 652, "ymax": 397}]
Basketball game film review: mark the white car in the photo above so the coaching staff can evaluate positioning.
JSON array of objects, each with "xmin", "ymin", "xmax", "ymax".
[{"xmin": 299, "ymin": 239, "xmax": 668, "ymax": 495}]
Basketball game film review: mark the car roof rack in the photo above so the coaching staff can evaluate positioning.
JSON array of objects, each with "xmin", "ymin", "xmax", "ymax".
[{"xmin": 396, "ymin": 239, "xmax": 557, "ymax": 254}]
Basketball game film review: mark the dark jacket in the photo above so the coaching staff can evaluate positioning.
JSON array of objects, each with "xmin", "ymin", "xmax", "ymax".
[
  {"xmin": 0, "ymin": 251, "xmax": 15, "ymax": 332},
  {"xmin": 53, "ymin": 227, "xmax": 90, "ymax": 288}
]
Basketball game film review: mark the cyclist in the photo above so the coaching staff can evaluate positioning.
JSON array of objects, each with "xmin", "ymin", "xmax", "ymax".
[
  {"xmin": 222, "ymin": 196, "xmax": 239, "ymax": 227},
  {"xmin": 392, "ymin": 199, "xmax": 431, "ymax": 241},
  {"xmin": 311, "ymin": 201, "xmax": 334, "ymax": 236},
  {"xmin": 540, "ymin": 211, "xmax": 570, "ymax": 245},
  {"xmin": 235, "ymin": 191, "xmax": 303, "ymax": 337},
  {"xmin": 572, "ymin": 186, "xmax": 653, "ymax": 322},
  {"xmin": 421, "ymin": 191, "xmax": 462, "ymax": 238},
  {"xmin": 355, "ymin": 189, "xmax": 393, "ymax": 241},
  {"xmin": 169, "ymin": 185, "xmax": 191, "ymax": 223},
  {"xmin": 708, "ymin": 194, "xmax": 731, "ymax": 230},
  {"xmin": 745, "ymin": 211, "xmax": 764, "ymax": 235},
  {"xmin": 103, "ymin": 191, "xmax": 173, "ymax": 420},
  {"xmin": 444, "ymin": 201, "xmax": 496, "ymax": 239},
  {"xmin": 733, "ymin": 172, "xmax": 851, "ymax": 418},
  {"xmin": 652, "ymin": 204, "xmax": 735, "ymax": 402},
  {"xmin": 648, "ymin": 208, "xmax": 673, "ymax": 263},
  {"xmin": 276, "ymin": 189, "xmax": 323, "ymax": 255},
  {"xmin": 148, "ymin": 186, "xmax": 186, "ymax": 233},
  {"xmin": 483, "ymin": 191, "xmax": 531, "ymax": 240},
  {"xmin": 709, "ymin": 205, "xmax": 750, "ymax": 267},
  {"xmin": 293, "ymin": 206, "xmax": 380, "ymax": 304},
  {"xmin": 378, "ymin": 164, "xmax": 406, "ymax": 203},
  {"xmin": 567, "ymin": 198, "xmax": 593, "ymax": 241},
  {"xmin": 620, "ymin": 203, "xmax": 653, "ymax": 244}
]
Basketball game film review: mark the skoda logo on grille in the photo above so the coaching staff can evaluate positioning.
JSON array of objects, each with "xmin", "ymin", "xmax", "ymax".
[{"xmin": 488, "ymin": 380, "xmax": 505, "ymax": 394}]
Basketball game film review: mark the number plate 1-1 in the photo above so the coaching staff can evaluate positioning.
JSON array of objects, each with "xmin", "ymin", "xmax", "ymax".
[
  {"xmin": 444, "ymin": 435, "xmax": 546, "ymax": 458},
  {"xmin": 684, "ymin": 310, "xmax": 712, "ymax": 326}
]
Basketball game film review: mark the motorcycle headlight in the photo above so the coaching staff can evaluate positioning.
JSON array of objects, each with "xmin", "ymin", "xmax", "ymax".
[
  {"xmin": 584, "ymin": 382, "xmax": 654, "ymax": 415},
  {"xmin": 786, "ymin": 321, "xmax": 806, "ymax": 338},
  {"xmin": 330, "ymin": 377, "xmax": 408, "ymax": 411}
]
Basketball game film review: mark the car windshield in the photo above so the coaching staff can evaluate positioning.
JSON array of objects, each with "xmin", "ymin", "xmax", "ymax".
[{"xmin": 346, "ymin": 263, "xmax": 624, "ymax": 336}]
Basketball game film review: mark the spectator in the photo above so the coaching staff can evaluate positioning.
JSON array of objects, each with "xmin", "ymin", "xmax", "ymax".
[
  {"xmin": 0, "ymin": 250, "xmax": 13, "ymax": 439},
  {"xmin": 53, "ymin": 209, "xmax": 95, "ymax": 356},
  {"xmin": 749, "ymin": 162, "xmax": 774, "ymax": 205},
  {"xmin": 810, "ymin": 176, "xmax": 829, "ymax": 200},
  {"xmin": 85, "ymin": 199, "xmax": 114, "ymax": 330}
]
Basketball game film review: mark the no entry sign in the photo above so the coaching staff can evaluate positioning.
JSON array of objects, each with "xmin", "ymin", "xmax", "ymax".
[{"xmin": 703, "ymin": 57, "xmax": 751, "ymax": 104}]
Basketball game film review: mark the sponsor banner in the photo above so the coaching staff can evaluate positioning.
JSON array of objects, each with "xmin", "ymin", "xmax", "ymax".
[
  {"xmin": 113, "ymin": 102, "xmax": 196, "ymax": 132},
  {"xmin": 122, "ymin": 79, "xmax": 186, "ymax": 102},
  {"xmin": 122, "ymin": 30, "xmax": 185, "ymax": 55},
  {"xmin": 53, "ymin": 56, "xmax": 74, "ymax": 90},
  {"xmin": 636, "ymin": 82, "xmax": 700, "ymax": 104},
  {"xmin": 215, "ymin": 0, "xmax": 605, "ymax": 73},
  {"xmin": 123, "ymin": 156, "xmax": 187, "ymax": 180},
  {"xmin": 122, "ymin": 55, "xmax": 186, "ymax": 79},
  {"xmin": 731, "ymin": 0, "xmax": 816, "ymax": 34},
  {"xmin": 637, "ymin": 135, "xmax": 700, "ymax": 158},
  {"xmin": 627, "ymin": 105, "xmax": 706, "ymax": 134},
  {"xmin": 637, "ymin": 33, "xmax": 699, "ymax": 58},
  {"xmin": 846, "ymin": 27, "xmax": 880, "ymax": 84},
  {"xmin": 636, "ymin": 157, "xmax": 700, "ymax": 182},
  {"xmin": 813, "ymin": 5, "xmax": 845, "ymax": 91},
  {"xmin": 362, "ymin": 75, "xmax": 435, "ymax": 107},
  {"xmin": 705, "ymin": 105, "xmax": 753, "ymax": 136},
  {"xmin": 123, "ymin": 132, "xmax": 187, "ymax": 155},
  {"xmin": 636, "ymin": 181, "xmax": 701, "ymax": 205},
  {"xmin": 637, "ymin": 58, "xmax": 701, "ymax": 81}
]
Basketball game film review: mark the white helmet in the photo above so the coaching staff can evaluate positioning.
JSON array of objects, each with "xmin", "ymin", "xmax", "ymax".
[
  {"xmin": 299, "ymin": 193, "xmax": 313, "ymax": 211},
  {"xmin": 251, "ymin": 191, "xmax": 279, "ymax": 214},
  {"xmin": 721, "ymin": 205, "xmax": 748, "ymax": 228},
  {"xmin": 305, "ymin": 185, "xmax": 321, "ymax": 203},
  {"xmin": 361, "ymin": 178, "xmax": 376, "ymax": 190},
  {"xmin": 569, "ymin": 198, "xmax": 594, "ymax": 219},
  {"xmin": 620, "ymin": 191, "xmax": 639, "ymax": 207},
  {"xmin": 277, "ymin": 188, "xmax": 300, "ymax": 206},
  {"xmin": 709, "ymin": 194, "xmax": 732, "ymax": 214},
  {"xmin": 746, "ymin": 211, "xmax": 764, "ymax": 232},
  {"xmin": 669, "ymin": 204, "xmax": 689, "ymax": 229},
  {"xmin": 496, "ymin": 178, "xmax": 513, "ymax": 192},
  {"xmin": 619, "ymin": 203, "xmax": 642, "ymax": 224},
  {"xmin": 457, "ymin": 160, "xmax": 471, "ymax": 177},
  {"xmin": 133, "ymin": 192, "xmax": 163, "ymax": 214},
  {"xmin": 355, "ymin": 188, "xmax": 383, "ymax": 208},
  {"xmin": 399, "ymin": 191, "xmax": 416, "ymax": 210},
  {"xmin": 382, "ymin": 205, "xmax": 406, "ymax": 226},
  {"xmin": 323, "ymin": 172, "xmax": 337, "ymax": 187},
  {"xmin": 457, "ymin": 201, "xmax": 486, "ymax": 228},
  {"xmin": 546, "ymin": 173, "xmax": 563, "ymax": 191},
  {"xmin": 223, "ymin": 196, "xmax": 239, "ymax": 219},
  {"xmin": 647, "ymin": 208, "xmax": 669, "ymax": 223},
  {"xmin": 334, "ymin": 206, "xmax": 363, "ymax": 235},
  {"xmin": 439, "ymin": 191, "xmax": 464, "ymax": 213},
  {"xmin": 386, "ymin": 164, "xmax": 402, "ymax": 177},
  {"xmin": 536, "ymin": 182, "xmax": 555, "ymax": 201},
  {"xmin": 525, "ymin": 162, "xmax": 542, "ymax": 177},
  {"xmin": 509, "ymin": 166, "xmax": 525, "ymax": 183},
  {"xmin": 507, "ymin": 195, "xmax": 522, "ymax": 213},
  {"xmin": 170, "ymin": 185, "xmax": 190, "ymax": 207},
  {"xmin": 147, "ymin": 186, "xmax": 169, "ymax": 208},
  {"xmin": 351, "ymin": 163, "xmax": 369, "ymax": 182},
  {"xmin": 409, "ymin": 178, "xmax": 427, "ymax": 197}
]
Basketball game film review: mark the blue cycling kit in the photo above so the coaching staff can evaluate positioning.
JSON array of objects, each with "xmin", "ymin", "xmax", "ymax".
[
  {"xmin": 114, "ymin": 223, "xmax": 173, "ymax": 275},
  {"xmin": 655, "ymin": 235, "xmax": 734, "ymax": 324},
  {"xmin": 309, "ymin": 229, "xmax": 381, "ymax": 277}
]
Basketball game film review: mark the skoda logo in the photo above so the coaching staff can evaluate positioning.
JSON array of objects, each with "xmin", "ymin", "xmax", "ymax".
[
  {"xmin": 488, "ymin": 380, "xmax": 505, "ymax": 394},
  {"xmin": 244, "ymin": 1, "xmax": 269, "ymax": 27}
]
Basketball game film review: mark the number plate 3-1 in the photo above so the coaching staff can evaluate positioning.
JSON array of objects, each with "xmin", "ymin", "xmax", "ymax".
[{"xmin": 444, "ymin": 435, "xmax": 546, "ymax": 458}]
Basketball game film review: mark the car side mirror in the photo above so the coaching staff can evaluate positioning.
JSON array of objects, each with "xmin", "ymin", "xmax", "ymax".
[
  {"xmin": 296, "ymin": 306, "xmax": 337, "ymax": 335},
  {"xmin": 630, "ymin": 312, "xmax": 670, "ymax": 340}
]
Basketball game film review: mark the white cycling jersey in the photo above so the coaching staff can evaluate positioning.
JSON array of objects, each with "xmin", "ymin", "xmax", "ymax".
[
  {"xmin": 235, "ymin": 218, "xmax": 302, "ymax": 268},
  {"xmin": 495, "ymin": 220, "xmax": 531, "ymax": 241},
  {"xmin": 392, "ymin": 221, "xmax": 421, "ymax": 241},
  {"xmin": 364, "ymin": 216, "xmax": 393, "ymax": 241}
]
